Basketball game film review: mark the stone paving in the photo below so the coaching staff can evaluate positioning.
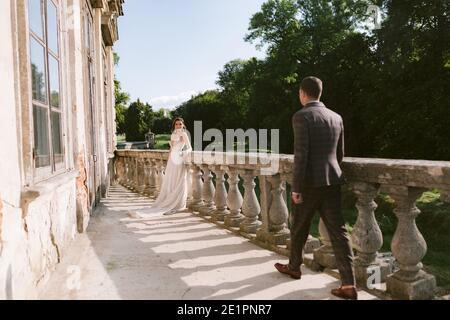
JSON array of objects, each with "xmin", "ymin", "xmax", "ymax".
[{"xmin": 38, "ymin": 185, "xmax": 377, "ymax": 300}]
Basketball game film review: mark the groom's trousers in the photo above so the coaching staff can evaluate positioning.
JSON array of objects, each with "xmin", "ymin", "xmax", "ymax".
[{"xmin": 288, "ymin": 185, "xmax": 356, "ymax": 286}]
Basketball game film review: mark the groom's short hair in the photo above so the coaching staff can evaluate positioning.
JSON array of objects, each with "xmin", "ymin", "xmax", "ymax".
[{"xmin": 300, "ymin": 76, "xmax": 323, "ymax": 100}]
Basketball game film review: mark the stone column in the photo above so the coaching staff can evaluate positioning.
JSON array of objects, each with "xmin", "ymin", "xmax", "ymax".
[
  {"xmin": 136, "ymin": 158, "xmax": 146, "ymax": 193},
  {"xmin": 385, "ymin": 186, "xmax": 436, "ymax": 300},
  {"xmin": 114, "ymin": 156, "xmax": 125, "ymax": 185},
  {"xmin": 256, "ymin": 174, "xmax": 289, "ymax": 245},
  {"xmin": 211, "ymin": 165, "xmax": 229, "ymax": 222},
  {"xmin": 131, "ymin": 157, "xmax": 139, "ymax": 191},
  {"xmin": 350, "ymin": 182, "xmax": 384, "ymax": 287},
  {"xmin": 147, "ymin": 159, "xmax": 157, "ymax": 197},
  {"xmin": 199, "ymin": 165, "xmax": 216, "ymax": 216},
  {"xmin": 240, "ymin": 170, "xmax": 262, "ymax": 234},
  {"xmin": 185, "ymin": 164, "xmax": 193, "ymax": 208},
  {"xmin": 143, "ymin": 159, "xmax": 153, "ymax": 196},
  {"xmin": 224, "ymin": 167, "xmax": 244, "ymax": 228},
  {"xmin": 313, "ymin": 219, "xmax": 337, "ymax": 269},
  {"xmin": 124, "ymin": 157, "xmax": 131, "ymax": 187},
  {"xmin": 189, "ymin": 165, "xmax": 204, "ymax": 212},
  {"xmin": 153, "ymin": 160, "xmax": 164, "ymax": 198}
]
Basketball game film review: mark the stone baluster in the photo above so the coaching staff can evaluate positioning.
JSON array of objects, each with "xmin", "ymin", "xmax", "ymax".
[
  {"xmin": 147, "ymin": 159, "xmax": 157, "ymax": 197},
  {"xmin": 185, "ymin": 164, "xmax": 193, "ymax": 208},
  {"xmin": 131, "ymin": 157, "xmax": 139, "ymax": 191},
  {"xmin": 123, "ymin": 157, "xmax": 130, "ymax": 187},
  {"xmin": 211, "ymin": 165, "xmax": 229, "ymax": 222},
  {"xmin": 153, "ymin": 160, "xmax": 164, "ymax": 198},
  {"xmin": 385, "ymin": 186, "xmax": 436, "ymax": 300},
  {"xmin": 189, "ymin": 165, "xmax": 204, "ymax": 212},
  {"xmin": 313, "ymin": 218, "xmax": 337, "ymax": 269},
  {"xmin": 127, "ymin": 157, "xmax": 134, "ymax": 189},
  {"xmin": 136, "ymin": 158, "xmax": 146, "ymax": 193},
  {"xmin": 224, "ymin": 167, "xmax": 244, "ymax": 228},
  {"xmin": 349, "ymin": 182, "xmax": 384, "ymax": 287},
  {"xmin": 128, "ymin": 157, "xmax": 134, "ymax": 188},
  {"xmin": 240, "ymin": 170, "xmax": 262, "ymax": 234},
  {"xmin": 142, "ymin": 159, "xmax": 153, "ymax": 196},
  {"xmin": 257, "ymin": 174, "xmax": 290, "ymax": 245},
  {"xmin": 199, "ymin": 165, "xmax": 216, "ymax": 216},
  {"xmin": 124, "ymin": 157, "xmax": 131, "ymax": 188},
  {"xmin": 114, "ymin": 156, "xmax": 125, "ymax": 185},
  {"xmin": 160, "ymin": 160, "xmax": 167, "ymax": 183}
]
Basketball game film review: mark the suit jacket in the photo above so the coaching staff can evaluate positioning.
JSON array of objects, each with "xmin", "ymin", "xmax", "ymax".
[{"xmin": 292, "ymin": 101, "xmax": 345, "ymax": 193}]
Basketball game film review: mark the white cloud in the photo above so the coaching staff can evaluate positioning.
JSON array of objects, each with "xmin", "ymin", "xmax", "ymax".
[{"xmin": 149, "ymin": 90, "xmax": 202, "ymax": 110}]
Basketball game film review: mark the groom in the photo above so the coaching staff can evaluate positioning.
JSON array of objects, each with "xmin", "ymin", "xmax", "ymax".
[{"xmin": 275, "ymin": 76, "xmax": 357, "ymax": 300}]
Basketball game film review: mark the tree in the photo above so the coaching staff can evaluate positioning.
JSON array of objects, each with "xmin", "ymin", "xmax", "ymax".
[
  {"xmin": 152, "ymin": 109, "xmax": 173, "ymax": 134},
  {"xmin": 113, "ymin": 52, "xmax": 130, "ymax": 135},
  {"xmin": 168, "ymin": 0, "xmax": 450, "ymax": 160},
  {"xmin": 124, "ymin": 99, "xmax": 154, "ymax": 141}
]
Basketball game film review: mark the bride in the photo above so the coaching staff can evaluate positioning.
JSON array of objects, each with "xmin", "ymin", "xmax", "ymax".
[{"xmin": 128, "ymin": 117, "xmax": 193, "ymax": 218}]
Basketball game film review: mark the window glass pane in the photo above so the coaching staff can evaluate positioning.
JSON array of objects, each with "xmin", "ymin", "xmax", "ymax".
[
  {"xmin": 33, "ymin": 105, "xmax": 50, "ymax": 168},
  {"xmin": 30, "ymin": 38, "xmax": 47, "ymax": 103},
  {"xmin": 49, "ymin": 55, "xmax": 60, "ymax": 108},
  {"xmin": 51, "ymin": 112, "xmax": 63, "ymax": 164},
  {"xmin": 28, "ymin": 0, "xmax": 43, "ymax": 39},
  {"xmin": 47, "ymin": 0, "xmax": 59, "ymax": 54}
]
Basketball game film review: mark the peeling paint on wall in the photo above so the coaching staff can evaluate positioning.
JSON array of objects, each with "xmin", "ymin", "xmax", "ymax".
[{"xmin": 76, "ymin": 153, "xmax": 90, "ymax": 233}]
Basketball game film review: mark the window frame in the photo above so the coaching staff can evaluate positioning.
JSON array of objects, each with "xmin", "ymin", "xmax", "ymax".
[{"xmin": 28, "ymin": 0, "xmax": 66, "ymax": 182}]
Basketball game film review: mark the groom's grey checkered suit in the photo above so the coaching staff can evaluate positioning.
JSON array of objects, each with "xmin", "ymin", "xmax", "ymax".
[
  {"xmin": 289, "ymin": 101, "xmax": 355, "ymax": 286},
  {"xmin": 291, "ymin": 101, "xmax": 345, "ymax": 193}
]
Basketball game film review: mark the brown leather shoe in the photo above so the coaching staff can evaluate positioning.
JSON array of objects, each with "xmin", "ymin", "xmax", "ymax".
[
  {"xmin": 331, "ymin": 287, "xmax": 358, "ymax": 300},
  {"xmin": 274, "ymin": 263, "xmax": 302, "ymax": 280}
]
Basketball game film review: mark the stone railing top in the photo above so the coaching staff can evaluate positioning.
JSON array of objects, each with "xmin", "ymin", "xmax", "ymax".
[{"xmin": 114, "ymin": 150, "xmax": 450, "ymax": 199}]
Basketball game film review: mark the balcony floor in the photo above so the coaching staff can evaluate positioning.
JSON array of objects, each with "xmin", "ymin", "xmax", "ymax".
[{"xmin": 38, "ymin": 185, "xmax": 377, "ymax": 300}]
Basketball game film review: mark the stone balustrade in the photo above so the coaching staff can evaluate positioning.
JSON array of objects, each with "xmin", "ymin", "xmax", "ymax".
[{"xmin": 114, "ymin": 150, "xmax": 450, "ymax": 300}]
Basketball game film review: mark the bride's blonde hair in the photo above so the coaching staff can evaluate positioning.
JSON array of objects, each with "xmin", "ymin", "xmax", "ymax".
[{"xmin": 171, "ymin": 117, "xmax": 186, "ymax": 133}]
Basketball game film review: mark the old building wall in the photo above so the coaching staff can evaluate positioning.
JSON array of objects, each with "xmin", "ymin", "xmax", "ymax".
[{"xmin": 0, "ymin": 0, "xmax": 123, "ymax": 299}]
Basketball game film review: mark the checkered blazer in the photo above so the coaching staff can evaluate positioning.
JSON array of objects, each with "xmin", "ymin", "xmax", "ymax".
[{"xmin": 292, "ymin": 101, "xmax": 345, "ymax": 193}]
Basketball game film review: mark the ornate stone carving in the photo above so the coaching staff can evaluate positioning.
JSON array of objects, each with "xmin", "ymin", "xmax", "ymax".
[
  {"xmin": 199, "ymin": 165, "xmax": 216, "ymax": 216},
  {"xmin": 211, "ymin": 165, "xmax": 229, "ymax": 222},
  {"xmin": 189, "ymin": 165, "xmax": 204, "ymax": 211},
  {"xmin": 256, "ymin": 174, "xmax": 289, "ymax": 245},
  {"xmin": 349, "ymin": 182, "xmax": 383, "ymax": 287},
  {"xmin": 385, "ymin": 186, "xmax": 436, "ymax": 300},
  {"xmin": 224, "ymin": 167, "xmax": 244, "ymax": 228},
  {"xmin": 239, "ymin": 170, "xmax": 262, "ymax": 234}
]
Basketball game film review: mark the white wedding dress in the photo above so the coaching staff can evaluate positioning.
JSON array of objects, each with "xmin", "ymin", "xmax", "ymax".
[{"xmin": 128, "ymin": 129, "xmax": 192, "ymax": 218}]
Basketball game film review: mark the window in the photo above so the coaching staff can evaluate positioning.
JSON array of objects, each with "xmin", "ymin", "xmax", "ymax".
[{"xmin": 28, "ymin": 0, "xmax": 64, "ymax": 173}]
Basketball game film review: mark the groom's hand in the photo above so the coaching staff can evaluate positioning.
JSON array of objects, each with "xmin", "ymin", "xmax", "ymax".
[{"xmin": 292, "ymin": 192, "xmax": 303, "ymax": 205}]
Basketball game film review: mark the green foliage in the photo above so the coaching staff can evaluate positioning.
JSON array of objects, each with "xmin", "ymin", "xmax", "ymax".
[
  {"xmin": 154, "ymin": 134, "xmax": 171, "ymax": 150},
  {"xmin": 152, "ymin": 110, "xmax": 173, "ymax": 134},
  {"xmin": 124, "ymin": 99, "xmax": 154, "ymax": 141},
  {"xmin": 114, "ymin": 79, "xmax": 130, "ymax": 135},
  {"xmin": 173, "ymin": 0, "xmax": 450, "ymax": 160},
  {"xmin": 114, "ymin": 53, "xmax": 130, "ymax": 135}
]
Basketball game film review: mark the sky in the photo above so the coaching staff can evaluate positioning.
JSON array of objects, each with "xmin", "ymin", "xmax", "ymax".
[{"xmin": 114, "ymin": 0, "xmax": 267, "ymax": 110}]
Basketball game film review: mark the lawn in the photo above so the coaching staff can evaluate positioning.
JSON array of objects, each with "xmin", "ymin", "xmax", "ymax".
[
  {"xmin": 116, "ymin": 134, "xmax": 170, "ymax": 149},
  {"xmin": 153, "ymin": 134, "xmax": 171, "ymax": 150}
]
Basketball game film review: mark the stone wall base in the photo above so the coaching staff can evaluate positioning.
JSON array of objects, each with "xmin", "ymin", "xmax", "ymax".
[{"xmin": 387, "ymin": 272, "xmax": 436, "ymax": 300}]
